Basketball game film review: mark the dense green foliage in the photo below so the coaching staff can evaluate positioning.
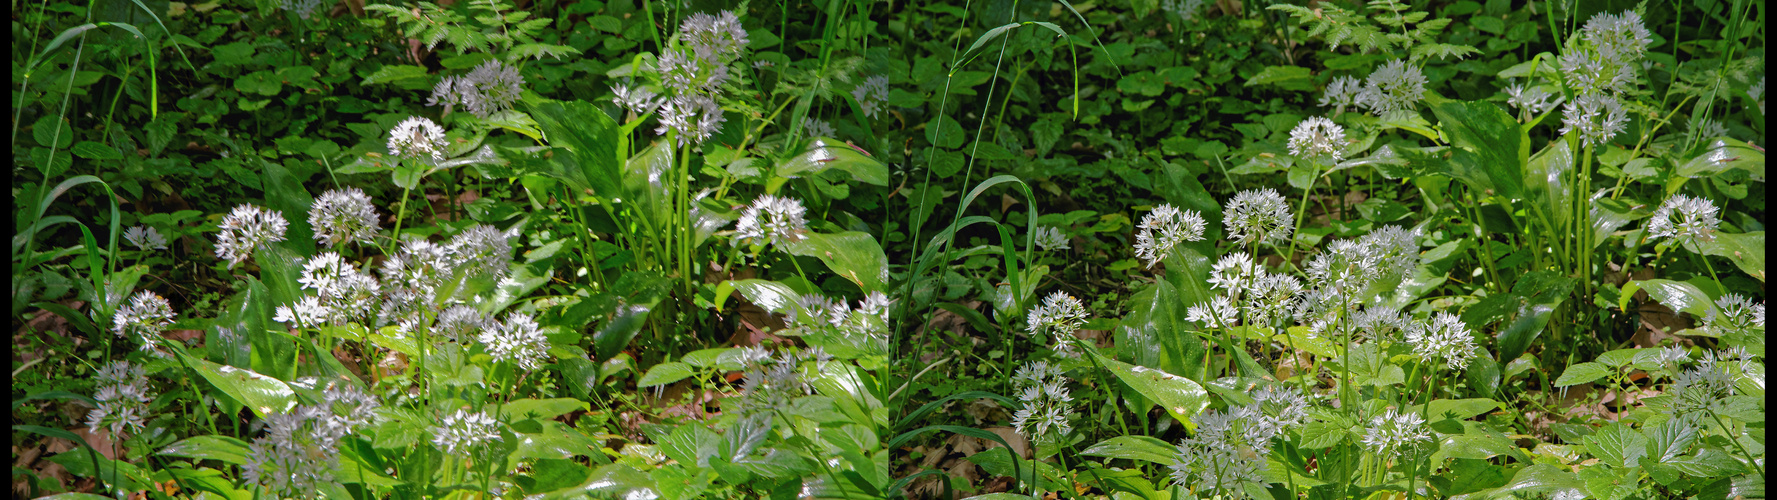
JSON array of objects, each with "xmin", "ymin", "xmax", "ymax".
[{"xmin": 11, "ymin": 0, "xmax": 1766, "ymax": 498}]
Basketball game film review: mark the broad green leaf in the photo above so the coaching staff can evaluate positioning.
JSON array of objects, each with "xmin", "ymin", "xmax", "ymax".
[
  {"xmin": 1429, "ymin": 100, "xmax": 1524, "ymax": 201},
  {"xmin": 713, "ymin": 279, "xmax": 799, "ymax": 314},
  {"xmin": 501, "ymin": 398, "xmax": 591, "ymax": 421},
  {"xmin": 157, "ymin": 435, "xmax": 251, "ymax": 464},
  {"xmin": 1674, "ymin": 139, "xmax": 1765, "ymax": 181},
  {"xmin": 531, "ymin": 463, "xmax": 660, "ymax": 500},
  {"xmin": 925, "ymin": 115, "xmax": 965, "ymax": 149},
  {"xmin": 233, "ymin": 70, "xmax": 282, "ymax": 95},
  {"xmin": 1583, "ymin": 423, "xmax": 1648, "ymax": 468},
  {"xmin": 181, "ymin": 354, "xmax": 296, "ymax": 418},
  {"xmin": 513, "ymin": 420, "xmax": 603, "ymax": 461},
  {"xmin": 1243, "ymin": 65, "xmax": 1315, "ymax": 90},
  {"xmin": 1553, "ymin": 362, "xmax": 1610, "ymax": 387},
  {"xmin": 1523, "ymin": 132, "xmax": 1574, "ymax": 234},
  {"xmin": 1665, "ymin": 447, "xmax": 1748, "ymax": 478},
  {"xmin": 527, "ymin": 99, "xmax": 623, "ymax": 201},
  {"xmin": 1081, "ymin": 435, "xmax": 1176, "ymax": 464},
  {"xmin": 33, "ymin": 115, "xmax": 73, "ymax": 148},
  {"xmin": 70, "ymin": 141, "xmax": 121, "ymax": 160},
  {"xmin": 1622, "ymin": 279, "xmax": 1714, "ymax": 318},
  {"xmin": 1578, "ymin": 465, "xmax": 1636, "ymax": 500},
  {"xmin": 1093, "ymin": 354, "xmax": 1209, "ymax": 427},
  {"xmin": 777, "ymin": 138, "xmax": 889, "ymax": 186},
  {"xmin": 638, "ymin": 362, "xmax": 695, "ymax": 387},
  {"xmin": 1695, "ymin": 231, "xmax": 1765, "ymax": 282},
  {"xmin": 359, "ymin": 64, "xmax": 432, "ymax": 87},
  {"xmin": 782, "ymin": 232, "xmax": 890, "ymax": 293},
  {"xmin": 1492, "ymin": 463, "xmax": 1586, "ymax": 497},
  {"xmin": 592, "ymin": 303, "xmax": 651, "ymax": 361}
]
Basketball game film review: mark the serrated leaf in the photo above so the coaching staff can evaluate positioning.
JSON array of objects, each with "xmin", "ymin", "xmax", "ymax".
[{"xmin": 1582, "ymin": 423, "xmax": 1647, "ymax": 468}]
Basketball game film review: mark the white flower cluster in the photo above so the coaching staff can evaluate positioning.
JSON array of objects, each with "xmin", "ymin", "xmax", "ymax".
[
  {"xmin": 430, "ymin": 60, "xmax": 526, "ymax": 118},
  {"xmin": 1404, "ymin": 312, "xmax": 1478, "ymax": 371},
  {"xmin": 308, "ymin": 187, "xmax": 380, "ymax": 248},
  {"xmin": 124, "ymin": 225, "xmax": 169, "ymax": 252},
  {"xmin": 1702, "ymin": 294, "xmax": 1765, "ymax": 338},
  {"xmin": 852, "ymin": 75, "xmax": 891, "ymax": 119},
  {"xmin": 387, "ymin": 116, "xmax": 448, "ymax": 162},
  {"xmin": 1646, "ymin": 194, "xmax": 1721, "ymax": 247},
  {"xmin": 1360, "ymin": 407, "xmax": 1431, "ymax": 461},
  {"xmin": 732, "ymin": 350, "xmax": 812, "ymax": 415},
  {"xmin": 431, "ymin": 408, "xmax": 503, "ymax": 455},
  {"xmin": 215, "ymin": 204, "xmax": 290, "ymax": 269},
  {"xmin": 112, "ymin": 291, "xmax": 176, "ymax": 355},
  {"xmin": 802, "ymin": 118, "xmax": 837, "ymax": 139},
  {"xmin": 1222, "ymin": 188, "xmax": 1293, "ymax": 247},
  {"xmin": 1504, "ymin": 81, "xmax": 1562, "ymax": 116},
  {"xmin": 1027, "ymin": 291, "xmax": 1090, "ymax": 358},
  {"xmin": 734, "ymin": 194, "xmax": 809, "ymax": 249},
  {"xmin": 1358, "ymin": 60, "xmax": 1428, "ymax": 117},
  {"xmin": 276, "ymin": 252, "xmax": 382, "ymax": 328},
  {"xmin": 243, "ymin": 383, "xmax": 381, "ymax": 498},
  {"xmin": 1287, "ymin": 116, "xmax": 1346, "ymax": 164},
  {"xmin": 376, "ymin": 226, "xmax": 517, "ymax": 329},
  {"xmin": 1134, "ymin": 204, "xmax": 1207, "ymax": 268},
  {"xmin": 1168, "ymin": 396, "xmax": 1302, "ymax": 498},
  {"xmin": 1033, "ymin": 225, "xmax": 1070, "ymax": 251},
  {"xmin": 610, "ymin": 80, "xmax": 662, "ymax": 116},
  {"xmin": 644, "ymin": 10, "xmax": 748, "ymax": 147},
  {"xmin": 1011, "ymin": 361, "xmax": 1074, "ymax": 445},
  {"xmin": 655, "ymin": 93, "xmax": 725, "ymax": 147},
  {"xmin": 1552, "ymin": 11, "xmax": 1651, "ymax": 147},
  {"xmin": 479, "ymin": 312, "xmax": 552, "ymax": 371},
  {"xmin": 1558, "ymin": 94, "xmax": 1629, "ymax": 148},
  {"xmin": 1666, "ymin": 348, "xmax": 1756, "ymax": 415},
  {"xmin": 85, "ymin": 361, "xmax": 154, "ymax": 437}
]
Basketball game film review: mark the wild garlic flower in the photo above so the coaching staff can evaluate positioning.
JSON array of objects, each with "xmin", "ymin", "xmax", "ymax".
[
  {"xmin": 1223, "ymin": 189, "xmax": 1293, "ymax": 247},
  {"xmin": 1558, "ymin": 49, "xmax": 1637, "ymax": 97},
  {"xmin": 1750, "ymin": 77, "xmax": 1765, "ymax": 114},
  {"xmin": 1304, "ymin": 240, "xmax": 1380, "ymax": 296},
  {"xmin": 1134, "ymin": 204, "xmax": 1207, "ymax": 268},
  {"xmin": 1646, "ymin": 194, "xmax": 1721, "ymax": 246},
  {"xmin": 280, "ymin": 0, "xmax": 321, "ymax": 19},
  {"xmin": 1186, "ymin": 295, "xmax": 1239, "ymax": 329},
  {"xmin": 387, "ymin": 116, "xmax": 448, "ymax": 162},
  {"xmin": 1250, "ymin": 386, "xmax": 1311, "ymax": 430},
  {"xmin": 308, "ymin": 187, "xmax": 380, "ymax": 247},
  {"xmin": 274, "ymin": 296, "xmax": 330, "ymax": 329},
  {"xmin": 215, "ymin": 204, "xmax": 290, "ymax": 268},
  {"xmin": 1169, "ymin": 408, "xmax": 1271, "ymax": 497},
  {"xmin": 734, "ymin": 352, "xmax": 810, "ymax": 414},
  {"xmin": 1358, "ymin": 225, "xmax": 1421, "ymax": 283},
  {"xmin": 1505, "ymin": 83, "xmax": 1562, "ymax": 115},
  {"xmin": 1208, "ymin": 253, "xmax": 1264, "ymax": 295},
  {"xmin": 1656, "ymin": 345, "xmax": 1692, "ymax": 367},
  {"xmin": 428, "ymin": 76, "xmax": 470, "ymax": 115},
  {"xmin": 244, "ymin": 406, "xmax": 348, "ymax": 498},
  {"xmin": 1027, "ymin": 291, "xmax": 1089, "ymax": 357},
  {"xmin": 432, "ymin": 305, "xmax": 492, "ymax": 343},
  {"xmin": 480, "ymin": 313, "xmax": 551, "ymax": 371},
  {"xmin": 1405, "ymin": 312, "xmax": 1478, "ymax": 371},
  {"xmin": 449, "ymin": 224, "xmax": 517, "ymax": 281},
  {"xmin": 112, "ymin": 291, "xmax": 175, "ymax": 351},
  {"xmin": 802, "ymin": 118, "xmax": 837, "ymax": 139},
  {"xmin": 1034, "ymin": 226, "xmax": 1069, "ymax": 251},
  {"xmin": 295, "ymin": 252, "xmax": 381, "ymax": 325},
  {"xmin": 1161, "ymin": 0, "xmax": 1206, "ymax": 22},
  {"xmin": 734, "ymin": 194, "xmax": 809, "ymax": 249},
  {"xmin": 657, "ymin": 47, "xmax": 731, "ymax": 97},
  {"xmin": 1668, "ymin": 359, "xmax": 1736, "ymax": 415},
  {"xmin": 857, "ymin": 291, "xmax": 895, "ymax": 322},
  {"xmin": 318, "ymin": 381, "xmax": 381, "ymax": 431},
  {"xmin": 1287, "ymin": 116, "xmax": 1346, "ymax": 163},
  {"xmin": 1320, "ymin": 76, "xmax": 1362, "ymax": 110},
  {"xmin": 1243, "ymin": 273, "xmax": 1303, "ymax": 326},
  {"xmin": 430, "ymin": 61, "xmax": 526, "ymax": 118},
  {"xmin": 1702, "ymin": 294, "xmax": 1765, "ymax": 337},
  {"xmin": 1361, "ymin": 408, "xmax": 1431, "ymax": 460},
  {"xmin": 1352, "ymin": 307, "xmax": 1406, "ymax": 341},
  {"xmin": 1011, "ymin": 361, "xmax": 1074, "ymax": 445},
  {"xmin": 86, "ymin": 373, "xmax": 154, "ymax": 437},
  {"xmin": 432, "ymin": 409, "xmax": 503, "ymax": 455},
  {"xmin": 1690, "ymin": 118, "xmax": 1729, "ymax": 140},
  {"xmin": 1581, "ymin": 11, "xmax": 1652, "ymax": 61},
  {"xmin": 679, "ymin": 10, "xmax": 748, "ymax": 61},
  {"xmin": 1559, "ymin": 94, "xmax": 1628, "ymax": 148},
  {"xmin": 376, "ymin": 238, "xmax": 454, "ymax": 322},
  {"xmin": 611, "ymin": 81, "xmax": 662, "ymax": 116},
  {"xmin": 1356, "ymin": 60, "xmax": 1427, "ymax": 117},
  {"xmin": 124, "ymin": 226, "xmax": 169, "ymax": 252},
  {"xmin": 655, "ymin": 94, "xmax": 725, "ymax": 146},
  {"xmin": 851, "ymin": 75, "xmax": 891, "ymax": 119}
]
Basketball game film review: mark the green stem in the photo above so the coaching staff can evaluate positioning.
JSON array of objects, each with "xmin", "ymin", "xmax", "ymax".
[
  {"xmin": 1707, "ymin": 408, "xmax": 1766, "ymax": 478},
  {"xmin": 1406, "ymin": 366, "xmax": 1439, "ymax": 499}
]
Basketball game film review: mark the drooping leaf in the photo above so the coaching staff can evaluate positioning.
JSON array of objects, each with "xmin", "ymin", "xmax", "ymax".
[{"xmin": 782, "ymin": 232, "xmax": 891, "ymax": 293}]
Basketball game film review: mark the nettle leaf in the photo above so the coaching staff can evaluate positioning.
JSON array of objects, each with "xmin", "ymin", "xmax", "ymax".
[
  {"xmin": 1582, "ymin": 423, "xmax": 1648, "ymax": 468},
  {"xmin": 1553, "ymin": 362, "xmax": 1610, "ymax": 387}
]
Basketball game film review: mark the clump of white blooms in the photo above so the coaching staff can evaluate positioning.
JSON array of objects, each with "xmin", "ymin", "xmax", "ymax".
[
  {"xmin": 387, "ymin": 116, "xmax": 448, "ymax": 162},
  {"xmin": 1186, "ymin": 295, "xmax": 1240, "ymax": 329},
  {"xmin": 215, "ymin": 204, "xmax": 290, "ymax": 268},
  {"xmin": 1011, "ymin": 361, "xmax": 1074, "ymax": 445},
  {"xmin": 1690, "ymin": 118, "xmax": 1729, "ymax": 140},
  {"xmin": 373, "ymin": 228, "xmax": 516, "ymax": 328},
  {"xmin": 1134, "ymin": 204, "xmax": 1207, "ymax": 268},
  {"xmin": 802, "ymin": 118, "xmax": 837, "ymax": 139},
  {"xmin": 279, "ymin": 0, "xmax": 321, "ymax": 19},
  {"xmin": 1558, "ymin": 48, "xmax": 1637, "ymax": 97},
  {"xmin": 1169, "ymin": 406, "xmax": 1275, "ymax": 498},
  {"xmin": 1667, "ymin": 350, "xmax": 1752, "ymax": 415},
  {"xmin": 1656, "ymin": 345, "xmax": 1692, "ymax": 367},
  {"xmin": 1750, "ymin": 77, "xmax": 1765, "ymax": 114},
  {"xmin": 1357, "ymin": 225, "xmax": 1422, "ymax": 287},
  {"xmin": 1208, "ymin": 253, "xmax": 1263, "ymax": 293},
  {"xmin": 1033, "ymin": 225, "xmax": 1069, "ymax": 251},
  {"xmin": 1505, "ymin": 82, "xmax": 1562, "ymax": 116},
  {"xmin": 1243, "ymin": 273, "xmax": 1304, "ymax": 327},
  {"xmin": 85, "ymin": 361, "xmax": 154, "ymax": 437},
  {"xmin": 678, "ymin": 10, "xmax": 749, "ymax": 62},
  {"xmin": 432, "ymin": 305, "xmax": 493, "ymax": 343},
  {"xmin": 1161, "ymin": 0, "xmax": 1206, "ymax": 22},
  {"xmin": 1320, "ymin": 76, "xmax": 1362, "ymax": 110},
  {"xmin": 430, "ymin": 60, "xmax": 526, "ymax": 119},
  {"xmin": 1558, "ymin": 10, "xmax": 1650, "ymax": 100},
  {"xmin": 1355, "ymin": 60, "xmax": 1427, "ymax": 117},
  {"xmin": 1027, "ymin": 291, "xmax": 1090, "ymax": 357},
  {"xmin": 655, "ymin": 93, "xmax": 726, "ymax": 147},
  {"xmin": 432, "ymin": 409, "xmax": 503, "ymax": 455},
  {"xmin": 112, "ymin": 291, "xmax": 176, "ymax": 356},
  {"xmin": 1287, "ymin": 116, "xmax": 1346, "ymax": 163},
  {"xmin": 734, "ymin": 194, "xmax": 809, "ymax": 249},
  {"xmin": 1405, "ymin": 312, "xmax": 1478, "ymax": 371},
  {"xmin": 276, "ymin": 252, "xmax": 381, "ymax": 327},
  {"xmin": 1646, "ymin": 194, "xmax": 1721, "ymax": 246},
  {"xmin": 308, "ymin": 187, "xmax": 380, "ymax": 247},
  {"xmin": 1361, "ymin": 407, "xmax": 1431, "ymax": 461},
  {"xmin": 479, "ymin": 312, "xmax": 551, "ymax": 371},
  {"xmin": 732, "ymin": 351, "xmax": 811, "ymax": 415},
  {"xmin": 124, "ymin": 225, "xmax": 168, "ymax": 252},
  {"xmin": 1581, "ymin": 11, "xmax": 1653, "ymax": 63},
  {"xmin": 851, "ymin": 75, "xmax": 891, "ymax": 119},
  {"xmin": 611, "ymin": 80, "xmax": 661, "ymax": 116},
  {"xmin": 1249, "ymin": 385, "xmax": 1312, "ymax": 431},
  {"xmin": 1702, "ymin": 294, "xmax": 1765, "ymax": 337},
  {"xmin": 449, "ymin": 224, "xmax": 518, "ymax": 281},
  {"xmin": 243, "ymin": 388, "xmax": 380, "ymax": 499},
  {"xmin": 1559, "ymin": 94, "xmax": 1629, "ymax": 148},
  {"xmin": 1222, "ymin": 189, "xmax": 1294, "ymax": 247}
]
